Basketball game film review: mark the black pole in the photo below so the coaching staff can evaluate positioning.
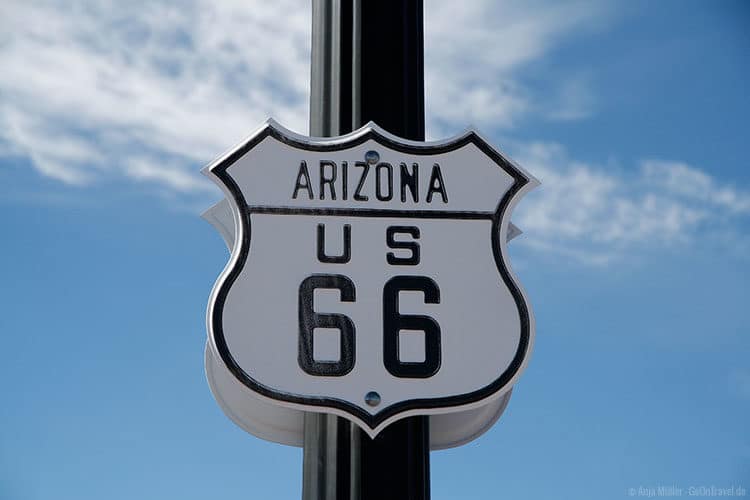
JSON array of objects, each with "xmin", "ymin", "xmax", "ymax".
[
  {"xmin": 303, "ymin": 1, "xmax": 429, "ymax": 499},
  {"xmin": 354, "ymin": 0, "xmax": 425, "ymax": 140}
]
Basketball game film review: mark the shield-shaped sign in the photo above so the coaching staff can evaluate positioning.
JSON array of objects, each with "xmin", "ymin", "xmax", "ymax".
[{"xmin": 205, "ymin": 120, "xmax": 538, "ymax": 437}]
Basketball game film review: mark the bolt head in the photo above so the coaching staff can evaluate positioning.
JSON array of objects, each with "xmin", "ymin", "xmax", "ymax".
[
  {"xmin": 364, "ymin": 391, "xmax": 381, "ymax": 407},
  {"xmin": 365, "ymin": 150, "xmax": 380, "ymax": 165}
]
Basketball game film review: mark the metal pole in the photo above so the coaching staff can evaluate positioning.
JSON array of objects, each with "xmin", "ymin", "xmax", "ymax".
[{"xmin": 303, "ymin": 1, "xmax": 429, "ymax": 499}]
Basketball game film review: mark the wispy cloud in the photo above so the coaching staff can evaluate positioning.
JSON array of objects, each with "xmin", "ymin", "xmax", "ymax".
[
  {"xmin": 512, "ymin": 142, "xmax": 750, "ymax": 264},
  {"xmin": 0, "ymin": 0, "xmax": 608, "ymax": 194},
  {"xmin": 0, "ymin": 0, "xmax": 311, "ymax": 194},
  {"xmin": 1, "ymin": 0, "xmax": 746, "ymax": 264},
  {"xmin": 424, "ymin": 0, "xmax": 607, "ymax": 135},
  {"xmin": 642, "ymin": 160, "xmax": 750, "ymax": 215}
]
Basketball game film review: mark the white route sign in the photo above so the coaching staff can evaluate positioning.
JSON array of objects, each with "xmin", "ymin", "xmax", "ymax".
[{"xmin": 204, "ymin": 120, "xmax": 538, "ymax": 438}]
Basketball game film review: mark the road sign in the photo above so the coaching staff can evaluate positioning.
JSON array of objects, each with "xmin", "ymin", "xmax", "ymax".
[
  {"xmin": 204, "ymin": 119, "xmax": 538, "ymax": 437},
  {"xmin": 203, "ymin": 197, "xmax": 517, "ymax": 449},
  {"xmin": 205, "ymin": 343, "xmax": 512, "ymax": 449}
]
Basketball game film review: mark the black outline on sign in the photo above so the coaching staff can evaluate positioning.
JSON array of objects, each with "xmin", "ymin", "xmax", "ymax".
[{"xmin": 207, "ymin": 121, "xmax": 531, "ymax": 430}]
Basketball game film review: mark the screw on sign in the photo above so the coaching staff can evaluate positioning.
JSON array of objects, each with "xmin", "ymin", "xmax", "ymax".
[{"xmin": 204, "ymin": 119, "xmax": 538, "ymax": 438}]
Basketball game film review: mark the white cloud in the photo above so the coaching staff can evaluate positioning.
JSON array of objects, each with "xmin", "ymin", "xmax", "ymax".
[
  {"xmin": 0, "ymin": 0, "xmax": 608, "ymax": 194},
  {"xmin": 512, "ymin": 142, "xmax": 749, "ymax": 264},
  {"xmin": 642, "ymin": 160, "xmax": 750, "ymax": 215},
  {"xmin": 2, "ymin": 109, "xmax": 103, "ymax": 185},
  {"xmin": 0, "ymin": 0, "xmax": 312, "ymax": 194},
  {"xmin": 424, "ymin": 0, "xmax": 607, "ymax": 136},
  {"xmin": 2, "ymin": 0, "xmax": 746, "ymax": 264},
  {"xmin": 125, "ymin": 158, "xmax": 215, "ymax": 193}
]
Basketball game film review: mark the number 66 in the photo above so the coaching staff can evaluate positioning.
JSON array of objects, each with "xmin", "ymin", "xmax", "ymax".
[{"xmin": 298, "ymin": 274, "xmax": 441, "ymax": 379}]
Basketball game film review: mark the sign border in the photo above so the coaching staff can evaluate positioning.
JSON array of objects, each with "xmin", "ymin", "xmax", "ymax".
[{"xmin": 204, "ymin": 120, "xmax": 536, "ymax": 432}]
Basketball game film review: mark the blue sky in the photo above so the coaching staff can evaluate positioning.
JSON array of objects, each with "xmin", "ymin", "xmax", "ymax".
[{"xmin": 0, "ymin": 1, "xmax": 748, "ymax": 499}]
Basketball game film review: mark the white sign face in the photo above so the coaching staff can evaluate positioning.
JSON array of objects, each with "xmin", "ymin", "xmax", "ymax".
[{"xmin": 204, "ymin": 120, "xmax": 538, "ymax": 437}]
